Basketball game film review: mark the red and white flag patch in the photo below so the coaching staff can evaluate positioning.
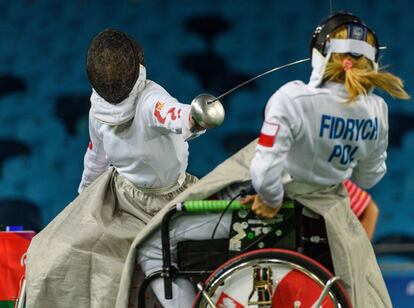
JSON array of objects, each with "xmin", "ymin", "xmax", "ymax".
[{"xmin": 258, "ymin": 121, "xmax": 279, "ymax": 147}]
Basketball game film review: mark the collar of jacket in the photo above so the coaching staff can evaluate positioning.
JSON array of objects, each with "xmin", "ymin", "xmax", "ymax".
[{"xmin": 91, "ymin": 64, "xmax": 147, "ymax": 125}]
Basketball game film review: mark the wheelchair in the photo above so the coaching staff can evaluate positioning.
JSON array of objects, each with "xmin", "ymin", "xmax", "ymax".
[{"xmin": 137, "ymin": 199, "xmax": 351, "ymax": 307}]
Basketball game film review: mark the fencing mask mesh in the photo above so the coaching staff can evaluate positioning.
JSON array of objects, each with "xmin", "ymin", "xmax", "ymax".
[{"xmin": 87, "ymin": 29, "xmax": 144, "ymax": 104}]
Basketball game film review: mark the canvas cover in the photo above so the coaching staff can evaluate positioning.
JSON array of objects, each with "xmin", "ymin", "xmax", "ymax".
[
  {"xmin": 25, "ymin": 139, "xmax": 391, "ymax": 307},
  {"xmin": 117, "ymin": 140, "xmax": 391, "ymax": 308},
  {"xmin": 25, "ymin": 169, "xmax": 196, "ymax": 308}
]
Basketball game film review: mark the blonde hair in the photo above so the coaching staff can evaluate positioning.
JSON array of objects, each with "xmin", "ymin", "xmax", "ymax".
[{"xmin": 323, "ymin": 26, "xmax": 410, "ymax": 102}]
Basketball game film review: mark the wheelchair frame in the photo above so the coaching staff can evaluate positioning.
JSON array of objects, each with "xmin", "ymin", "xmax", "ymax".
[{"xmin": 136, "ymin": 200, "xmax": 345, "ymax": 307}]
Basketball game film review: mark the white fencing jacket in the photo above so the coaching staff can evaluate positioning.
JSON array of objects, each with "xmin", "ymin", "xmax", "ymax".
[
  {"xmin": 251, "ymin": 81, "xmax": 388, "ymax": 207},
  {"xmin": 78, "ymin": 79, "xmax": 199, "ymax": 193}
]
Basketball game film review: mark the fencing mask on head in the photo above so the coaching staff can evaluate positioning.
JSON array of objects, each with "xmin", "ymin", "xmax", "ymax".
[
  {"xmin": 308, "ymin": 11, "xmax": 380, "ymax": 87},
  {"xmin": 87, "ymin": 29, "xmax": 145, "ymax": 104}
]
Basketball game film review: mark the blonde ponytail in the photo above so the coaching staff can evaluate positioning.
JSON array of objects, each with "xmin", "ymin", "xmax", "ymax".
[{"xmin": 323, "ymin": 27, "xmax": 410, "ymax": 102}]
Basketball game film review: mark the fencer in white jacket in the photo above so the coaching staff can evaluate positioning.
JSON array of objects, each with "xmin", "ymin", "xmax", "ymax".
[
  {"xmin": 137, "ymin": 12, "xmax": 410, "ymax": 307},
  {"xmin": 26, "ymin": 29, "xmax": 216, "ymax": 308},
  {"xmin": 78, "ymin": 65, "xmax": 202, "ymax": 194},
  {"xmin": 78, "ymin": 29, "xmax": 214, "ymax": 198},
  {"xmin": 248, "ymin": 11, "xmax": 409, "ymax": 218},
  {"xmin": 137, "ymin": 81, "xmax": 389, "ymax": 307},
  {"xmin": 250, "ymin": 79, "xmax": 388, "ymax": 209}
]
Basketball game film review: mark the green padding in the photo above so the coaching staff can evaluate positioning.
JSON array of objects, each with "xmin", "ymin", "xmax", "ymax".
[
  {"xmin": 184, "ymin": 199, "xmax": 294, "ymax": 212},
  {"xmin": 184, "ymin": 200, "xmax": 248, "ymax": 212},
  {"xmin": 0, "ymin": 301, "xmax": 15, "ymax": 308}
]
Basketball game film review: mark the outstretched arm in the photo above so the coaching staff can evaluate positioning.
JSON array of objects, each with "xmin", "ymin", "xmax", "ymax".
[{"xmin": 145, "ymin": 90, "xmax": 205, "ymax": 140}]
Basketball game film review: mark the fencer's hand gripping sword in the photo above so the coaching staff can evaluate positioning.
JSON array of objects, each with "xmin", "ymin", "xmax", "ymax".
[{"xmin": 190, "ymin": 57, "xmax": 310, "ymax": 129}]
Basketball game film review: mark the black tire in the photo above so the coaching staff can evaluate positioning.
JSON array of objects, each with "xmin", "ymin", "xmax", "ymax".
[{"xmin": 193, "ymin": 248, "xmax": 351, "ymax": 307}]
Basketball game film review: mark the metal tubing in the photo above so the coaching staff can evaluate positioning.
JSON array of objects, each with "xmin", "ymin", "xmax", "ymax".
[
  {"xmin": 311, "ymin": 276, "xmax": 341, "ymax": 308},
  {"xmin": 15, "ymin": 278, "xmax": 26, "ymax": 308},
  {"xmin": 137, "ymin": 270, "xmax": 163, "ymax": 307},
  {"xmin": 161, "ymin": 206, "xmax": 178, "ymax": 300},
  {"xmin": 197, "ymin": 283, "xmax": 218, "ymax": 308}
]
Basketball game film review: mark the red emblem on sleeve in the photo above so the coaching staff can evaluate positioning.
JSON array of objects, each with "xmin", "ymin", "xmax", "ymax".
[
  {"xmin": 88, "ymin": 141, "xmax": 93, "ymax": 150},
  {"xmin": 154, "ymin": 101, "xmax": 166, "ymax": 124},
  {"xmin": 258, "ymin": 122, "xmax": 279, "ymax": 147},
  {"xmin": 167, "ymin": 107, "xmax": 177, "ymax": 120},
  {"xmin": 154, "ymin": 101, "xmax": 179, "ymax": 124}
]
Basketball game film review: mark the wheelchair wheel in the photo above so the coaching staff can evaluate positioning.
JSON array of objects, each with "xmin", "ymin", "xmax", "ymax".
[{"xmin": 193, "ymin": 248, "xmax": 351, "ymax": 308}]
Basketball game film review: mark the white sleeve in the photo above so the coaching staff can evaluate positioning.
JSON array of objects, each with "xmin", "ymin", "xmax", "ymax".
[
  {"xmin": 143, "ymin": 90, "xmax": 204, "ymax": 140},
  {"xmin": 351, "ymin": 106, "xmax": 388, "ymax": 189},
  {"xmin": 250, "ymin": 90, "xmax": 300, "ymax": 207},
  {"xmin": 78, "ymin": 114, "xmax": 110, "ymax": 193}
]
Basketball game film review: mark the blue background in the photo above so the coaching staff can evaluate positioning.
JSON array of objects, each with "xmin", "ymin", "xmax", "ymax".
[{"xmin": 0, "ymin": 1, "xmax": 413, "ymax": 305}]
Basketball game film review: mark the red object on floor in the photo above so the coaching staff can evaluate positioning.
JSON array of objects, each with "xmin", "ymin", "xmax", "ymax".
[{"xmin": 0, "ymin": 231, "xmax": 35, "ymax": 301}]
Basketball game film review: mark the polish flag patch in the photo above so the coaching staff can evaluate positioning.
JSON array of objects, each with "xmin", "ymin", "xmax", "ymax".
[{"xmin": 258, "ymin": 121, "xmax": 279, "ymax": 147}]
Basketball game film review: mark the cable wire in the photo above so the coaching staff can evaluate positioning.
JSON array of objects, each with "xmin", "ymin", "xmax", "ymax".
[{"xmin": 210, "ymin": 193, "xmax": 241, "ymax": 240}]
